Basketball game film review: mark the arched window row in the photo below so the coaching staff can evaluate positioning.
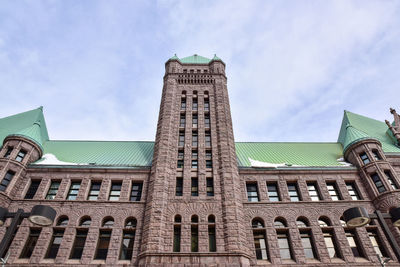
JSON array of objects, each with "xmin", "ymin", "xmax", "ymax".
[
  {"xmin": 52, "ymin": 215, "xmax": 138, "ymax": 228},
  {"xmin": 177, "ymin": 79, "xmax": 214, "ymax": 85}
]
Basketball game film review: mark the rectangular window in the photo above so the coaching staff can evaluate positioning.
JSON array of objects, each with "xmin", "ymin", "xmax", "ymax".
[
  {"xmin": 205, "ymin": 114, "xmax": 210, "ymax": 128},
  {"xmin": 191, "ymin": 225, "xmax": 198, "ymax": 252},
  {"xmin": 192, "ymin": 150, "xmax": 198, "ymax": 169},
  {"xmin": 327, "ymin": 182, "xmax": 341, "ymax": 200},
  {"xmin": 192, "ymin": 114, "xmax": 198, "ymax": 128},
  {"xmin": 70, "ymin": 229, "xmax": 88, "ymax": 259},
  {"xmin": 15, "ymin": 150, "xmax": 27, "ymax": 162},
  {"xmin": 205, "ymin": 132, "xmax": 211, "ymax": 147},
  {"xmin": 192, "ymin": 132, "xmax": 198, "ymax": 147},
  {"xmin": 267, "ymin": 182, "xmax": 280, "ymax": 201},
  {"xmin": 206, "ymin": 178, "xmax": 214, "ymax": 196},
  {"xmin": 178, "ymin": 131, "xmax": 185, "ymax": 146},
  {"xmin": 192, "ymin": 98, "xmax": 198, "ymax": 110},
  {"xmin": 120, "ymin": 230, "xmax": 135, "ymax": 260},
  {"xmin": 180, "ymin": 114, "xmax": 186, "ymax": 127},
  {"xmin": 109, "ymin": 181, "xmax": 122, "ymax": 201},
  {"xmin": 323, "ymin": 230, "xmax": 340, "ymax": 258},
  {"xmin": 173, "ymin": 225, "xmax": 181, "ymax": 252},
  {"xmin": 20, "ymin": 228, "xmax": 41, "ymax": 258},
  {"xmin": 24, "ymin": 180, "xmax": 41, "ymax": 199},
  {"xmin": 359, "ymin": 152, "xmax": 370, "ymax": 164},
  {"xmin": 277, "ymin": 231, "xmax": 292, "ymax": 260},
  {"xmin": 307, "ymin": 182, "xmax": 321, "ymax": 201},
  {"xmin": 88, "ymin": 181, "xmax": 101, "ymax": 200},
  {"xmin": 0, "ymin": 170, "xmax": 15, "ymax": 192},
  {"xmin": 46, "ymin": 181, "xmax": 60, "ymax": 200},
  {"xmin": 371, "ymin": 173, "xmax": 386, "ymax": 193},
  {"xmin": 368, "ymin": 230, "xmax": 387, "ymax": 258},
  {"xmin": 287, "ymin": 182, "xmax": 301, "ymax": 201},
  {"xmin": 67, "ymin": 181, "xmax": 81, "ymax": 200},
  {"xmin": 253, "ymin": 231, "xmax": 268, "ymax": 260},
  {"xmin": 372, "ymin": 150, "xmax": 382, "ymax": 160},
  {"xmin": 45, "ymin": 229, "xmax": 64, "ymax": 259},
  {"xmin": 177, "ymin": 160, "xmax": 184, "ymax": 168},
  {"xmin": 345, "ymin": 230, "xmax": 364, "ymax": 258},
  {"xmin": 180, "ymin": 98, "xmax": 186, "ymax": 110},
  {"xmin": 204, "ymin": 99, "xmax": 210, "ymax": 111},
  {"xmin": 346, "ymin": 182, "xmax": 361, "ymax": 200},
  {"xmin": 191, "ymin": 178, "xmax": 198, "ymax": 196},
  {"xmin": 178, "ymin": 149, "xmax": 184, "ymax": 159},
  {"xmin": 385, "ymin": 171, "xmax": 398, "ymax": 189},
  {"xmin": 130, "ymin": 182, "xmax": 143, "ymax": 201},
  {"xmin": 208, "ymin": 226, "xmax": 216, "ymax": 252},
  {"xmin": 176, "ymin": 178, "xmax": 183, "ymax": 196},
  {"xmin": 206, "ymin": 160, "xmax": 212, "ymax": 168},
  {"xmin": 94, "ymin": 230, "xmax": 111, "ymax": 260},
  {"xmin": 4, "ymin": 147, "xmax": 13, "ymax": 158},
  {"xmin": 300, "ymin": 230, "xmax": 316, "ymax": 259},
  {"xmin": 246, "ymin": 183, "xmax": 259, "ymax": 202}
]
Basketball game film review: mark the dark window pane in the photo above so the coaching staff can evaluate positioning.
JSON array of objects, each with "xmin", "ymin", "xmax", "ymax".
[
  {"xmin": 206, "ymin": 178, "xmax": 214, "ymax": 196},
  {"xmin": 4, "ymin": 147, "xmax": 13, "ymax": 158},
  {"xmin": 267, "ymin": 183, "xmax": 280, "ymax": 201},
  {"xmin": 120, "ymin": 230, "xmax": 135, "ymax": 260},
  {"xmin": 70, "ymin": 229, "xmax": 88, "ymax": 259},
  {"xmin": 20, "ymin": 229, "xmax": 41, "ymax": 258},
  {"xmin": 246, "ymin": 183, "xmax": 259, "ymax": 202},
  {"xmin": 130, "ymin": 182, "xmax": 143, "ymax": 201},
  {"xmin": 15, "ymin": 150, "xmax": 26, "ymax": 162},
  {"xmin": 45, "ymin": 229, "xmax": 64, "ymax": 259},
  {"xmin": 208, "ymin": 226, "xmax": 216, "ymax": 252},
  {"xmin": 46, "ymin": 181, "xmax": 60, "ymax": 200},
  {"xmin": 94, "ymin": 230, "xmax": 111, "ymax": 260},
  {"xmin": 191, "ymin": 226, "xmax": 198, "ymax": 252},
  {"xmin": 176, "ymin": 178, "xmax": 183, "ymax": 196},
  {"xmin": 67, "ymin": 181, "xmax": 81, "ymax": 200},
  {"xmin": 173, "ymin": 226, "xmax": 181, "ymax": 252},
  {"xmin": 24, "ymin": 180, "xmax": 41, "ymax": 199},
  {"xmin": 0, "ymin": 171, "xmax": 15, "ymax": 192},
  {"xmin": 109, "ymin": 182, "xmax": 122, "ymax": 200},
  {"xmin": 191, "ymin": 178, "xmax": 198, "ymax": 196}
]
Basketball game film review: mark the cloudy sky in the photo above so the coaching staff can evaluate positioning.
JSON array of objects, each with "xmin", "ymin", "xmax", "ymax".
[{"xmin": 0, "ymin": 0, "xmax": 399, "ymax": 142}]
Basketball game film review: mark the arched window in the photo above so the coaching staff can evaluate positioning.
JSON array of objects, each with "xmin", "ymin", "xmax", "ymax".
[
  {"xmin": 120, "ymin": 217, "xmax": 136, "ymax": 260},
  {"xmin": 191, "ymin": 215, "xmax": 199, "ymax": 252},
  {"xmin": 102, "ymin": 217, "xmax": 114, "ymax": 228},
  {"xmin": 95, "ymin": 217, "xmax": 114, "ymax": 260},
  {"xmin": 46, "ymin": 216, "xmax": 67, "ymax": 259},
  {"xmin": 252, "ymin": 218, "xmax": 268, "ymax": 260},
  {"xmin": 79, "ymin": 217, "xmax": 91, "ymax": 227},
  {"xmin": 296, "ymin": 217, "xmax": 317, "ymax": 259},
  {"xmin": 319, "ymin": 217, "xmax": 340, "ymax": 259},
  {"xmin": 173, "ymin": 215, "xmax": 181, "ymax": 252},
  {"xmin": 318, "ymin": 217, "xmax": 331, "ymax": 227},
  {"xmin": 71, "ymin": 217, "xmax": 91, "ymax": 259},
  {"xmin": 208, "ymin": 215, "xmax": 216, "ymax": 252},
  {"xmin": 56, "ymin": 216, "xmax": 69, "ymax": 226},
  {"xmin": 274, "ymin": 218, "xmax": 292, "ymax": 260}
]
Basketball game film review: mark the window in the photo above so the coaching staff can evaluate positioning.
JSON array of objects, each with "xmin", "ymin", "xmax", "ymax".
[
  {"xmin": 176, "ymin": 178, "xmax": 183, "ymax": 196},
  {"xmin": 80, "ymin": 217, "xmax": 91, "ymax": 227},
  {"xmin": 67, "ymin": 181, "xmax": 81, "ymax": 200},
  {"xmin": 109, "ymin": 181, "xmax": 122, "ymax": 200},
  {"xmin": 345, "ymin": 230, "xmax": 364, "ymax": 258},
  {"xmin": 371, "ymin": 173, "xmax": 386, "ymax": 193},
  {"xmin": 191, "ymin": 178, "xmax": 198, "ymax": 196},
  {"xmin": 57, "ymin": 216, "xmax": 69, "ymax": 226},
  {"xmin": 267, "ymin": 182, "xmax": 280, "ymax": 201},
  {"xmin": 252, "ymin": 219, "xmax": 268, "ymax": 260},
  {"xmin": 177, "ymin": 159, "xmax": 183, "ymax": 168},
  {"xmin": 120, "ymin": 219, "xmax": 136, "ymax": 260},
  {"xmin": 287, "ymin": 182, "xmax": 301, "ymax": 201},
  {"xmin": 180, "ymin": 114, "xmax": 186, "ymax": 127},
  {"xmin": 300, "ymin": 230, "xmax": 316, "ymax": 259},
  {"xmin": 372, "ymin": 150, "xmax": 382, "ymax": 161},
  {"xmin": 173, "ymin": 215, "xmax": 181, "ymax": 252},
  {"xmin": 46, "ymin": 181, "xmax": 60, "ymax": 200},
  {"xmin": 296, "ymin": 218, "xmax": 308, "ymax": 228},
  {"xmin": 95, "ymin": 230, "xmax": 112, "ymax": 260},
  {"xmin": 103, "ymin": 218, "xmax": 114, "ymax": 228},
  {"xmin": 4, "ymin": 147, "xmax": 13, "ymax": 158},
  {"xmin": 181, "ymin": 98, "xmax": 186, "ymax": 110},
  {"xmin": 204, "ymin": 99, "xmax": 210, "ymax": 111},
  {"xmin": 15, "ymin": 150, "xmax": 27, "ymax": 162},
  {"xmin": 307, "ymin": 182, "xmax": 321, "ymax": 201},
  {"xmin": 206, "ymin": 151, "xmax": 212, "ymax": 168},
  {"xmin": 192, "ymin": 132, "xmax": 198, "ymax": 147},
  {"xmin": 178, "ymin": 131, "xmax": 185, "ymax": 146},
  {"xmin": 385, "ymin": 170, "xmax": 398, "ymax": 189},
  {"xmin": 205, "ymin": 132, "xmax": 211, "ymax": 147},
  {"xmin": 206, "ymin": 178, "xmax": 214, "ymax": 196},
  {"xmin": 0, "ymin": 170, "xmax": 15, "ymax": 191},
  {"xmin": 20, "ymin": 228, "xmax": 41, "ymax": 258},
  {"xmin": 192, "ymin": 150, "xmax": 198, "ymax": 169},
  {"xmin": 346, "ymin": 182, "xmax": 361, "ymax": 200},
  {"xmin": 359, "ymin": 152, "xmax": 370, "ymax": 164},
  {"xmin": 130, "ymin": 182, "xmax": 143, "ymax": 201},
  {"xmin": 191, "ymin": 216, "xmax": 199, "ymax": 252},
  {"xmin": 208, "ymin": 225, "xmax": 216, "ymax": 252},
  {"xmin": 192, "ymin": 114, "xmax": 198, "ymax": 128},
  {"xmin": 192, "ymin": 98, "xmax": 198, "ymax": 110},
  {"xmin": 367, "ymin": 230, "xmax": 387, "ymax": 258},
  {"xmin": 246, "ymin": 183, "xmax": 259, "ymax": 202},
  {"xmin": 24, "ymin": 180, "xmax": 41, "ymax": 199},
  {"xmin": 88, "ymin": 181, "xmax": 101, "ymax": 200},
  {"xmin": 274, "ymin": 220, "xmax": 292, "ymax": 260},
  {"xmin": 45, "ymin": 229, "xmax": 64, "ymax": 259},
  {"xmin": 326, "ymin": 182, "xmax": 341, "ymax": 200},
  {"xmin": 205, "ymin": 114, "xmax": 210, "ymax": 128},
  {"xmin": 70, "ymin": 229, "xmax": 88, "ymax": 259},
  {"xmin": 323, "ymin": 231, "xmax": 340, "ymax": 258}
]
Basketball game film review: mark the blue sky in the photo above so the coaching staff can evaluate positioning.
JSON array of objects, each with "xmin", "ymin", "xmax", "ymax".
[{"xmin": 0, "ymin": 0, "xmax": 399, "ymax": 142}]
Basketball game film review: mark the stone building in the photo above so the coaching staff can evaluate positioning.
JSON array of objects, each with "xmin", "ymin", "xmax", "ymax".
[{"xmin": 0, "ymin": 54, "xmax": 400, "ymax": 266}]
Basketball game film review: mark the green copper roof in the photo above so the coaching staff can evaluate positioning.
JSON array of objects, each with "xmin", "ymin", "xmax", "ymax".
[
  {"xmin": 0, "ymin": 107, "xmax": 49, "ymax": 147},
  {"xmin": 338, "ymin": 111, "xmax": 400, "ymax": 153},
  {"xmin": 236, "ymin": 142, "xmax": 346, "ymax": 167},
  {"xmin": 180, "ymin": 54, "xmax": 211, "ymax": 64}
]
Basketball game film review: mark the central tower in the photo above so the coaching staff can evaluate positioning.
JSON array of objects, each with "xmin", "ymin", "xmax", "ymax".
[{"xmin": 139, "ymin": 55, "xmax": 250, "ymax": 266}]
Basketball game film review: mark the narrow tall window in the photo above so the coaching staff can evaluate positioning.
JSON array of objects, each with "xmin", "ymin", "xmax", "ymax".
[
  {"xmin": 252, "ymin": 219, "xmax": 269, "ymax": 260},
  {"xmin": 246, "ymin": 183, "xmax": 259, "ymax": 202},
  {"xmin": 95, "ymin": 230, "xmax": 112, "ymax": 260},
  {"xmin": 70, "ymin": 229, "xmax": 88, "ymax": 259},
  {"xmin": 359, "ymin": 152, "xmax": 370, "ymax": 164},
  {"xmin": 192, "ymin": 150, "xmax": 198, "ymax": 169},
  {"xmin": 88, "ymin": 181, "xmax": 101, "ymax": 200},
  {"xmin": 385, "ymin": 171, "xmax": 398, "ymax": 189},
  {"xmin": 192, "ymin": 97, "xmax": 198, "ymax": 110},
  {"xmin": 46, "ymin": 181, "xmax": 60, "ymax": 199},
  {"xmin": 206, "ymin": 178, "xmax": 214, "ymax": 196},
  {"xmin": 192, "ymin": 114, "xmax": 198, "ymax": 128},
  {"xmin": 20, "ymin": 228, "xmax": 41, "ymax": 258},
  {"xmin": 176, "ymin": 178, "xmax": 183, "ymax": 196},
  {"xmin": 191, "ymin": 178, "xmax": 198, "ymax": 196},
  {"xmin": 371, "ymin": 173, "xmax": 386, "ymax": 193},
  {"xmin": 367, "ymin": 230, "xmax": 387, "ymax": 258},
  {"xmin": 287, "ymin": 182, "xmax": 301, "ymax": 201},
  {"xmin": 275, "ymin": 220, "xmax": 292, "ymax": 260},
  {"xmin": 345, "ymin": 230, "xmax": 364, "ymax": 258},
  {"xmin": 326, "ymin": 182, "xmax": 341, "ymax": 200},
  {"xmin": 372, "ymin": 150, "xmax": 382, "ymax": 161},
  {"xmin": 267, "ymin": 182, "xmax": 280, "ymax": 201},
  {"xmin": 346, "ymin": 182, "xmax": 361, "ymax": 200},
  {"xmin": 120, "ymin": 218, "xmax": 136, "ymax": 260},
  {"xmin": 15, "ymin": 150, "xmax": 27, "ymax": 162},
  {"xmin": 45, "ymin": 229, "xmax": 64, "ymax": 259},
  {"xmin": 180, "ymin": 114, "xmax": 186, "ymax": 127},
  {"xmin": 300, "ymin": 230, "xmax": 316, "ymax": 259},
  {"xmin": 0, "ymin": 170, "xmax": 15, "ymax": 191},
  {"xmin": 205, "ymin": 131, "xmax": 211, "ymax": 147},
  {"xmin": 205, "ymin": 114, "xmax": 210, "ymax": 128},
  {"xmin": 204, "ymin": 98, "xmax": 210, "ymax": 111},
  {"xmin": 4, "ymin": 147, "xmax": 13, "ymax": 158},
  {"xmin": 206, "ymin": 150, "xmax": 212, "ymax": 169},
  {"xmin": 173, "ymin": 215, "xmax": 181, "ymax": 252},
  {"xmin": 208, "ymin": 215, "xmax": 216, "ymax": 252},
  {"xmin": 24, "ymin": 180, "xmax": 41, "ymax": 199},
  {"xmin": 109, "ymin": 181, "xmax": 122, "ymax": 200},
  {"xmin": 307, "ymin": 182, "xmax": 321, "ymax": 201},
  {"xmin": 67, "ymin": 181, "xmax": 81, "ymax": 200},
  {"xmin": 130, "ymin": 182, "xmax": 143, "ymax": 201},
  {"xmin": 191, "ymin": 216, "xmax": 199, "ymax": 252},
  {"xmin": 181, "ymin": 98, "xmax": 186, "ymax": 110},
  {"xmin": 178, "ymin": 131, "xmax": 185, "ymax": 147},
  {"xmin": 192, "ymin": 132, "xmax": 198, "ymax": 147},
  {"xmin": 322, "ymin": 231, "xmax": 340, "ymax": 259}
]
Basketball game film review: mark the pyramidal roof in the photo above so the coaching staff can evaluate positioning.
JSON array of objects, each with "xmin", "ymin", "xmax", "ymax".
[
  {"xmin": 168, "ymin": 54, "xmax": 223, "ymax": 64},
  {"xmin": 338, "ymin": 110, "xmax": 400, "ymax": 153},
  {"xmin": 0, "ymin": 107, "xmax": 49, "ymax": 148}
]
